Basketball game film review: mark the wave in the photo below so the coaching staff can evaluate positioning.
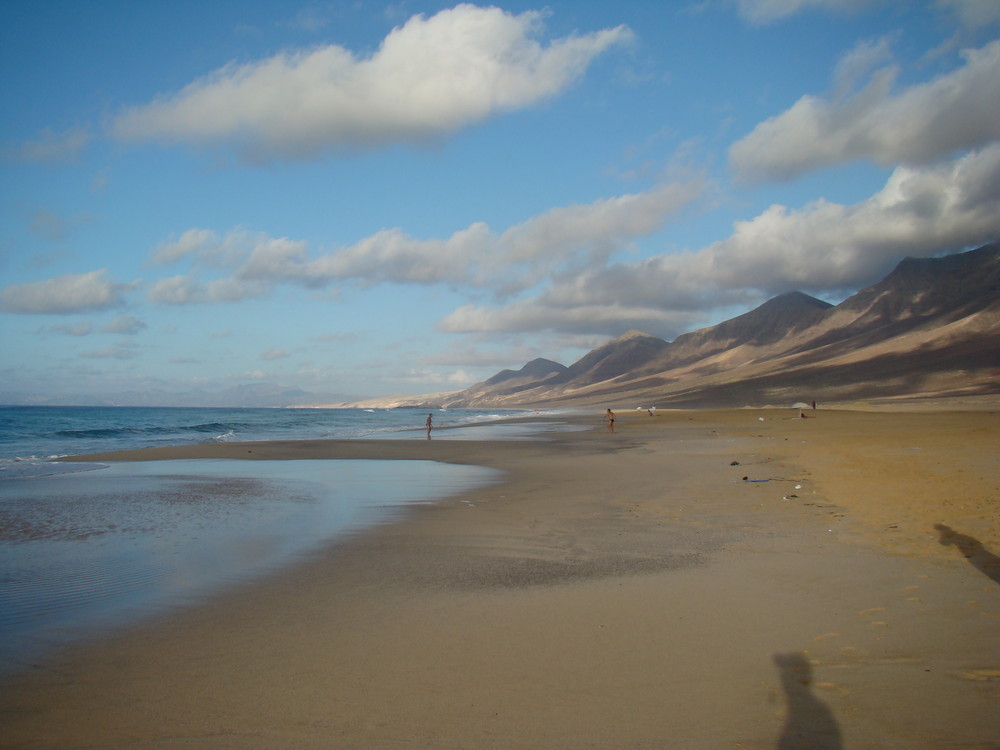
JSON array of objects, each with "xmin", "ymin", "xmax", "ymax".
[
  {"xmin": 0, "ymin": 459, "xmax": 108, "ymax": 480},
  {"xmin": 53, "ymin": 421, "xmax": 249, "ymax": 440}
]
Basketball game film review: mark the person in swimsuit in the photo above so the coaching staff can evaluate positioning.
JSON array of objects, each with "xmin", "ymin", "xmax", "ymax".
[{"xmin": 606, "ymin": 408, "xmax": 615, "ymax": 433}]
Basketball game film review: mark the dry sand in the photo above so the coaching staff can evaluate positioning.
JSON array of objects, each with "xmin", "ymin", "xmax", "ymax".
[{"xmin": 1, "ymin": 408, "xmax": 998, "ymax": 749}]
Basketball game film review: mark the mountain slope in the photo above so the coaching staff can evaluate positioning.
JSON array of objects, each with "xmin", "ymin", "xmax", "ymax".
[
  {"xmin": 557, "ymin": 330, "xmax": 671, "ymax": 386},
  {"xmin": 646, "ymin": 291, "xmax": 833, "ymax": 375}
]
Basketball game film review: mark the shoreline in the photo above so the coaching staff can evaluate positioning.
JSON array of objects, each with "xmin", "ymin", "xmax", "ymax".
[{"xmin": 3, "ymin": 408, "xmax": 998, "ymax": 748}]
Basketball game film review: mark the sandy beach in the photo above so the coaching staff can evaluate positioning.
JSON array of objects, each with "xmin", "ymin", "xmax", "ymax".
[{"xmin": 1, "ymin": 407, "xmax": 998, "ymax": 749}]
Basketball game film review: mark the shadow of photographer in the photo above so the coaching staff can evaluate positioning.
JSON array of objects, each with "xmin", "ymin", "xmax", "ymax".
[
  {"xmin": 774, "ymin": 652, "xmax": 842, "ymax": 750},
  {"xmin": 934, "ymin": 524, "xmax": 1000, "ymax": 586}
]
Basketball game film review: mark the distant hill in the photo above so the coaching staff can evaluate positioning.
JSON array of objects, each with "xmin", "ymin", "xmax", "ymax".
[
  {"xmin": 458, "ymin": 358, "xmax": 568, "ymax": 403},
  {"xmin": 432, "ymin": 241, "xmax": 1000, "ymax": 408}
]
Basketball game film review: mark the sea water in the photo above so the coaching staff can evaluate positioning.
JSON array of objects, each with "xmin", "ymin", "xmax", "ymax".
[
  {"xmin": 0, "ymin": 405, "xmax": 554, "ymax": 674},
  {"xmin": 0, "ymin": 405, "xmax": 539, "ymax": 476}
]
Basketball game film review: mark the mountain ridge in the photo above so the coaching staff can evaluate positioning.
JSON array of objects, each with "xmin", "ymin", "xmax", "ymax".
[{"xmin": 348, "ymin": 242, "xmax": 1000, "ymax": 409}]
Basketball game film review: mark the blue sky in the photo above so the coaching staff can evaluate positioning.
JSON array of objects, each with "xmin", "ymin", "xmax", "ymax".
[{"xmin": 2, "ymin": 0, "xmax": 999, "ymax": 405}]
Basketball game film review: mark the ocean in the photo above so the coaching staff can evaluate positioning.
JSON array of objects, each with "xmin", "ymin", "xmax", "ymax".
[
  {"xmin": 0, "ymin": 405, "xmax": 542, "ymax": 476},
  {"xmin": 0, "ymin": 405, "xmax": 557, "ymax": 674}
]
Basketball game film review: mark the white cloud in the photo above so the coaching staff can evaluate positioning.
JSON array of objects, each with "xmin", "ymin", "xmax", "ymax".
[
  {"xmin": 146, "ymin": 178, "xmax": 703, "ymax": 302},
  {"xmin": 150, "ymin": 228, "xmax": 222, "ymax": 265},
  {"xmin": 730, "ymin": 39, "xmax": 1000, "ymax": 181},
  {"xmin": 146, "ymin": 275, "xmax": 202, "ymax": 304},
  {"xmin": 147, "ymin": 232, "xmax": 310, "ymax": 303},
  {"xmin": 443, "ymin": 145, "xmax": 1000, "ymax": 338},
  {"xmin": 831, "ymin": 35, "xmax": 894, "ymax": 98},
  {"xmin": 146, "ymin": 273, "xmax": 268, "ymax": 304},
  {"xmin": 0, "ymin": 270, "xmax": 134, "ymax": 314},
  {"xmin": 113, "ymin": 5, "xmax": 632, "ymax": 162},
  {"xmin": 308, "ymin": 179, "xmax": 700, "ymax": 293}
]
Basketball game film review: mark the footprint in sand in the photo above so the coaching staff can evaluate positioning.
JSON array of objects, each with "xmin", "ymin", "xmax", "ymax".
[
  {"xmin": 815, "ymin": 681, "xmax": 851, "ymax": 696},
  {"xmin": 813, "ymin": 632, "xmax": 841, "ymax": 641},
  {"xmin": 957, "ymin": 669, "xmax": 1000, "ymax": 681}
]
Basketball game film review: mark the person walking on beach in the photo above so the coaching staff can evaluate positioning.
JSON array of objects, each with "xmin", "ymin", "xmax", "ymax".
[
  {"xmin": 605, "ymin": 408, "xmax": 615, "ymax": 433},
  {"xmin": 426, "ymin": 413, "xmax": 433, "ymax": 439}
]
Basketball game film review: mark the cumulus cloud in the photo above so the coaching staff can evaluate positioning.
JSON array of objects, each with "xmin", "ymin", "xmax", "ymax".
[
  {"xmin": 730, "ymin": 39, "xmax": 1000, "ymax": 182},
  {"xmin": 305, "ymin": 180, "xmax": 700, "ymax": 293},
  {"xmin": 146, "ymin": 273, "xmax": 269, "ymax": 304},
  {"xmin": 443, "ymin": 145, "xmax": 1000, "ymax": 338},
  {"xmin": 0, "ymin": 270, "xmax": 134, "ymax": 314},
  {"xmin": 150, "ymin": 228, "xmax": 225, "ymax": 265},
  {"xmin": 112, "ymin": 5, "xmax": 632, "ymax": 162},
  {"xmin": 146, "ymin": 178, "xmax": 703, "ymax": 303},
  {"xmin": 150, "ymin": 226, "xmax": 308, "ymax": 271}
]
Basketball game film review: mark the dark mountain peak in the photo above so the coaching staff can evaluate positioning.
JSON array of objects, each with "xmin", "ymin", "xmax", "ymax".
[
  {"xmin": 672, "ymin": 290, "xmax": 831, "ymax": 352},
  {"xmin": 837, "ymin": 242, "xmax": 1000, "ymax": 325},
  {"xmin": 758, "ymin": 290, "xmax": 832, "ymax": 313},
  {"xmin": 519, "ymin": 358, "xmax": 567, "ymax": 377},
  {"xmin": 890, "ymin": 241, "xmax": 999, "ymax": 282},
  {"xmin": 482, "ymin": 358, "xmax": 566, "ymax": 387}
]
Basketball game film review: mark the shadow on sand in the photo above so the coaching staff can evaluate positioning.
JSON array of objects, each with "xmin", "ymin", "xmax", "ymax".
[
  {"xmin": 774, "ymin": 652, "xmax": 842, "ymax": 750},
  {"xmin": 934, "ymin": 524, "xmax": 1000, "ymax": 586}
]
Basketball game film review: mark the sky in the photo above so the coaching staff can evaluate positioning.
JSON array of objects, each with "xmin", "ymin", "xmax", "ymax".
[{"xmin": 2, "ymin": 0, "xmax": 999, "ymax": 405}]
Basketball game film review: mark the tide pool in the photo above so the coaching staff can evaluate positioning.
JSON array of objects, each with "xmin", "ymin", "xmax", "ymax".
[{"xmin": 0, "ymin": 458, "xmax": 499, "ymax": 674}]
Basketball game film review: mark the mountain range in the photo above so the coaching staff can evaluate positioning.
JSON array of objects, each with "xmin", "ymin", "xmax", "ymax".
[{"xmin": 362, "ymin": 241, "xmax": 1000, "ymax": 409}]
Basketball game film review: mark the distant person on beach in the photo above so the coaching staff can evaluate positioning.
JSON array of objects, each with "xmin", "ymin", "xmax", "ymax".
[
  {"xmin": 426, "ymin": 413, "xmax": 433, "ymax": 439},
  {"xmin": 606, "ymin": 408, "xmax": 615, "ymax": 433}
]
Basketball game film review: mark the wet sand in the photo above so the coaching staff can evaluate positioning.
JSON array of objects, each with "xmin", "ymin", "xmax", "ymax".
[{"xmin": 1, "ymin": 407, "xmax": 998, "ymax": 749}]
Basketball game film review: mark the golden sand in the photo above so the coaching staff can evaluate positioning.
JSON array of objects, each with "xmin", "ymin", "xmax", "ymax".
[{"xmin": 1, "ymin": 408, "xmax": 998, "ymax": 749}]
